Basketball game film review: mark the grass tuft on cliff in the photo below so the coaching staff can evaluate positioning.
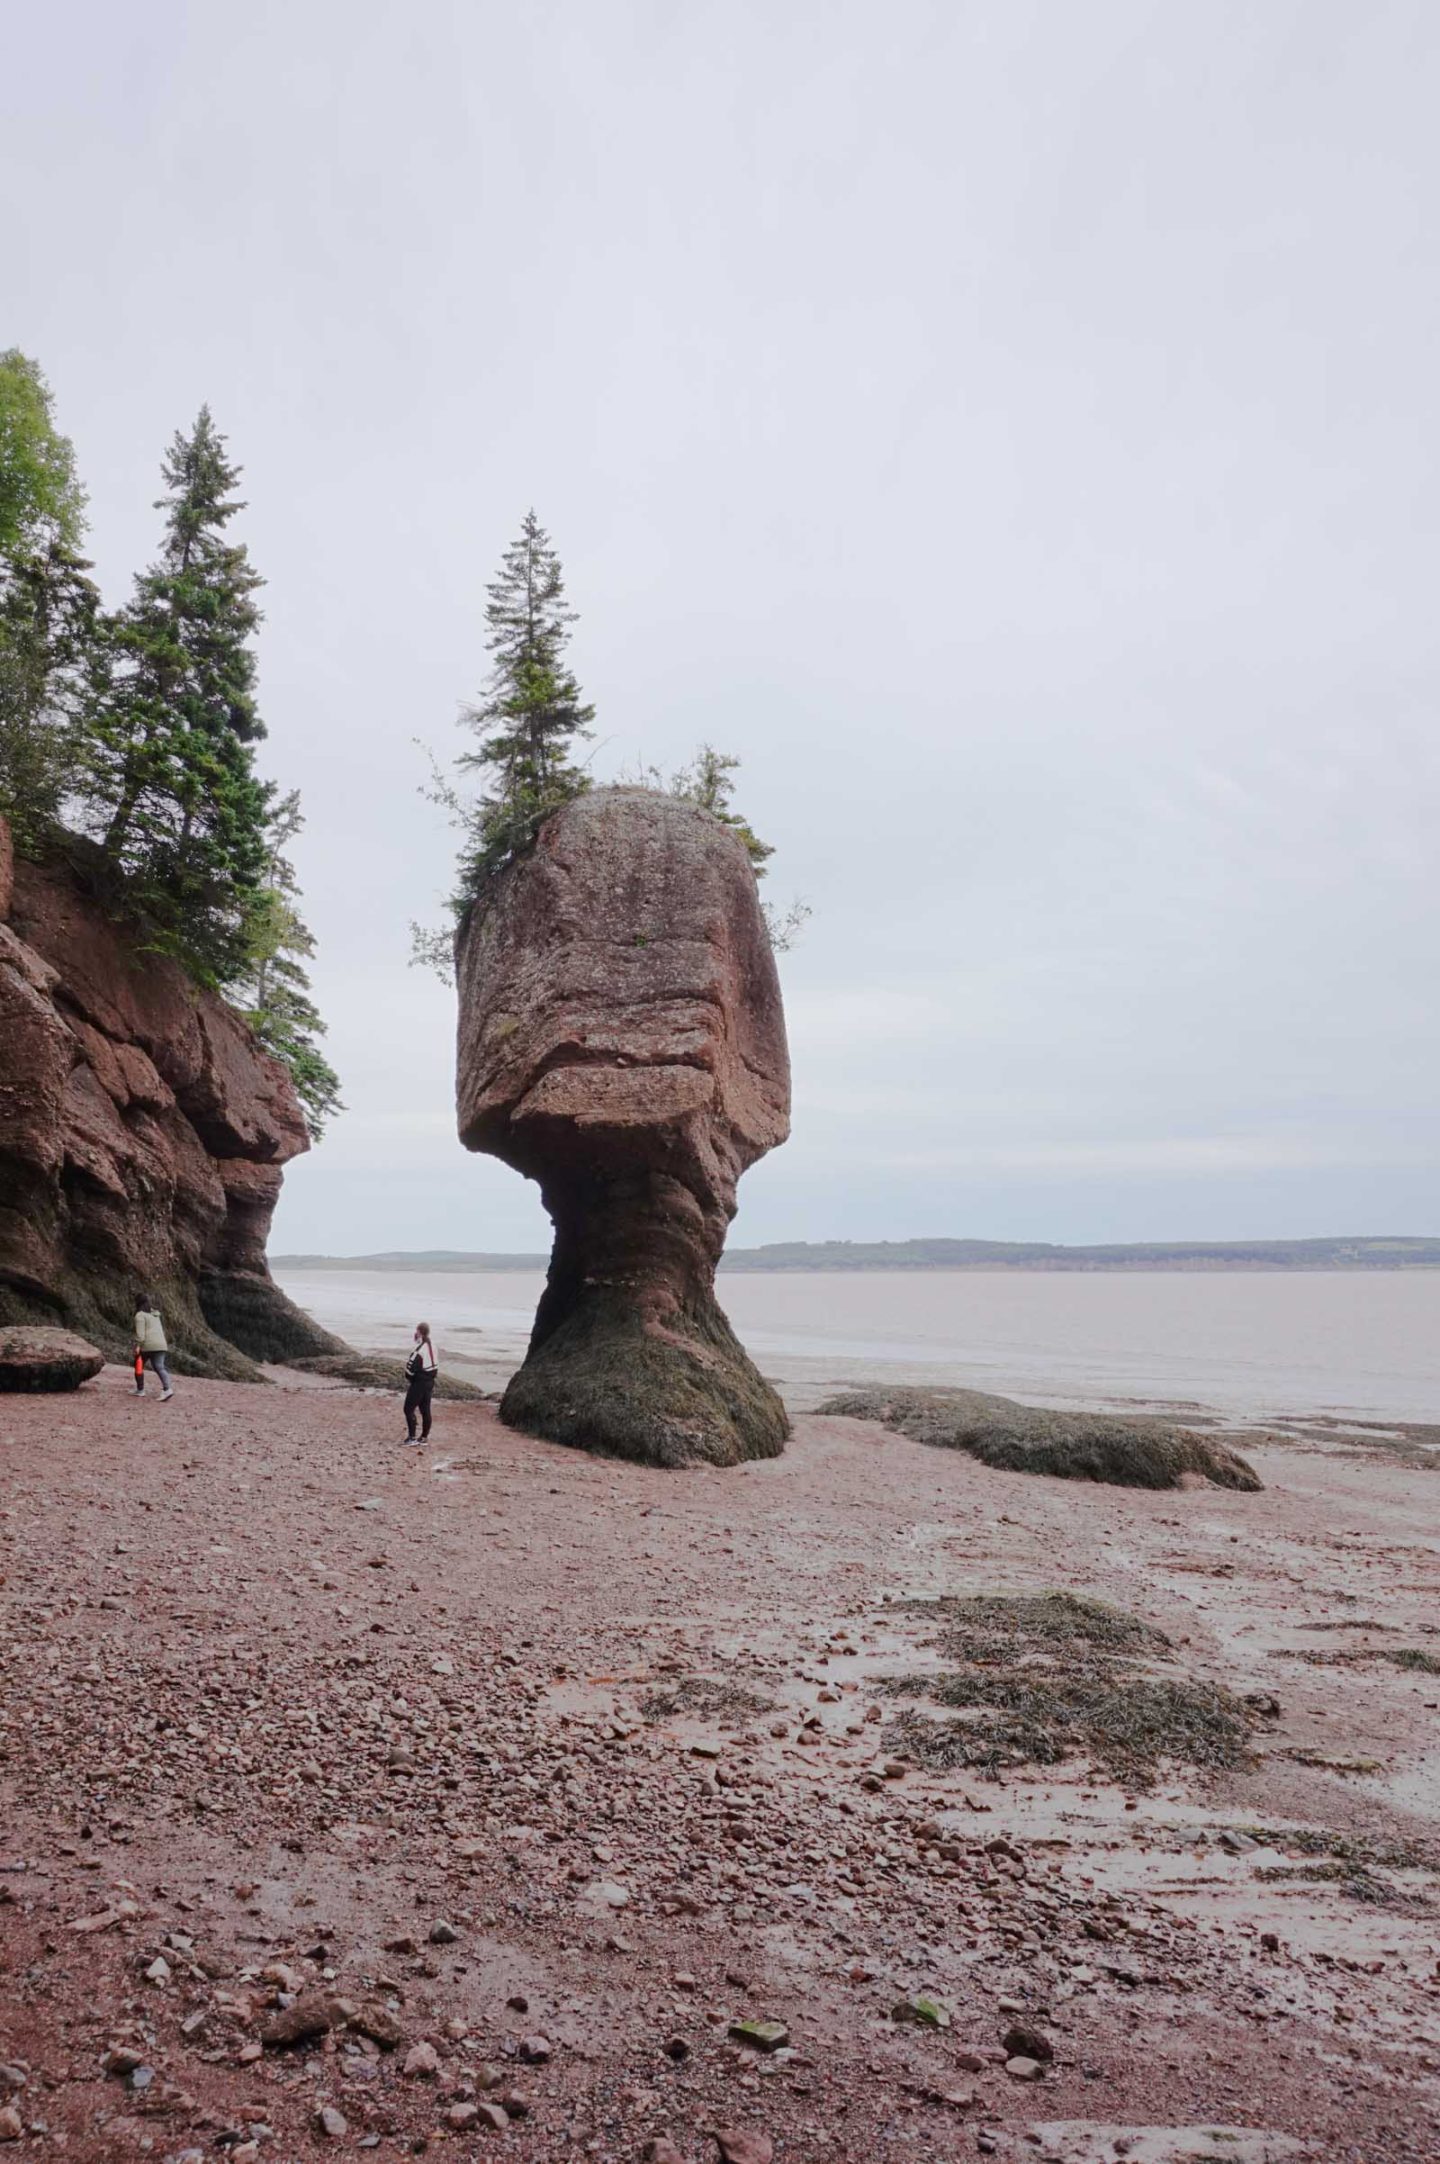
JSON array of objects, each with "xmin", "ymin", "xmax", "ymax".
[{"xmin": 821, "ymin": 1385, "xmax": 1262, "ymax": 1491}]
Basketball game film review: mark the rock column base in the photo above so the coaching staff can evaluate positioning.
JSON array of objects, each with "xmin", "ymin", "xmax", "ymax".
[{"xmin": 499, "ymin": 1283, "xmax": 789, "ymax": 1469}]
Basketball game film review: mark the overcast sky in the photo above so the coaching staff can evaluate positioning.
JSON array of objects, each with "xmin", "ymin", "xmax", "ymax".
[{"xmin": 6, "ymin": 1, "xmax": 1437, "ymax": 1253}]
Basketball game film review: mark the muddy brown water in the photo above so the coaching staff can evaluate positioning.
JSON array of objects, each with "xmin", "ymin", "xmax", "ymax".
[{"xmin": 275, "ymin": 1265, "xmax": 1440, "ymax": 1426}]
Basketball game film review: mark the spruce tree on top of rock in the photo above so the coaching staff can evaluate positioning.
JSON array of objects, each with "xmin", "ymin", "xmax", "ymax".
[{"xmin": 457, "ymin": 509, "xmax": 594, "ymax": 892}]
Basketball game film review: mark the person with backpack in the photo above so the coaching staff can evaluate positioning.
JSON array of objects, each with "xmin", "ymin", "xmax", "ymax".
[
  {"xmin": 402, "ymin": 1321, "xmax": 438, "ymax": 1444},
  {"xmin": 133, "ymin": 1293, "xmax": 174, "ymax": 1400}
]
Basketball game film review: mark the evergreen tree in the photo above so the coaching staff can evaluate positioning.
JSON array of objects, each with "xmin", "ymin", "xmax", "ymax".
[
  {"xmin": 0, "ymin": 349, "xmax": 85, "ymax": 558},
  {"xmin": 0, "ymin": 352, "xmax": 100, "ymax": 843},
  {"xmin": 82, "ymin": 408, "xmax": 271, "ymax": 980},
  {"xmin": 0, "ymin": 537, "xmax": 106, "ymax": 845},
  {"xmin": 668, "ymin": 744, "xmax": 774, "ymax": 875},
  {"xmin": 456, "ymin": 510, "xmax": 594, "ymax": 888},
  {"xmin": 236, "ymin": 791, "xmax": 343, "ymax": 1138}
]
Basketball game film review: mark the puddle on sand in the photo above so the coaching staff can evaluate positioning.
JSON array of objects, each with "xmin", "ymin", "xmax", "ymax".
[{"xmin": 1384, "ymin": 1747, "xmax": 1440, "ymax": 1819}]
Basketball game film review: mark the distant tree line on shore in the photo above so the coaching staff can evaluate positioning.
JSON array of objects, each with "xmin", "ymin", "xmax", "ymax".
[
  {"xmin": 0, "ymin": 351, "xmax": 341, "ymax": 1135},
  {"xmin": 272, "ymin": 1236, "xmax": 1440, "ymax": 1272}
]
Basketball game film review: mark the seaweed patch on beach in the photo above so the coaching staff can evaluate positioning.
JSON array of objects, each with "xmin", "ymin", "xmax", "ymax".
[
  {"xmin": 639, "ymin": 1672, "xmax": 777, "ymax": 1724},
  {"xmin": 877, "ymin": 1590, "xmax": 1256, "ymax": 1785},
  {"xmin": 1277, "ymin": 1644, "xmax": 1440, "ymax": 1675}
]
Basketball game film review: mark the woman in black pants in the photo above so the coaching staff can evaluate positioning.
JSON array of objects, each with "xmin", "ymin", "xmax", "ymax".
[{"xmin": 402, "ymin": 1321, "xmax": 438, "ymax": 1444}]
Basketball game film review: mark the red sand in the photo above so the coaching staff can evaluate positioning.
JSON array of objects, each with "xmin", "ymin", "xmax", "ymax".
[{"xmin": 2, "ymin": 1368, "xmax": 1438, "ymax": 2163}]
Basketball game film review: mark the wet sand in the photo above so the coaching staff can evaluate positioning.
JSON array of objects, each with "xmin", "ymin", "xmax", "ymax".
[{"xmin": 1, "ymin": 1370, "xmax": 1438, "ymax": 2162}]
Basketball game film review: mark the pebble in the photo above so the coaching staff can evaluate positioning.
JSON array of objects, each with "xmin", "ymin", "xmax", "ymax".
[
  {"xmin": 1005, "ymin": 2054, "xmax": 1045, "ymax": 2080},
  {"xmin": 0, "ymin": 2109, "xmax": 20, "ymax": 2144},
  {"xmin": 259, "ymin": 1991, "xmax": 346, "ymax": 2048},
  {"xmin": 584, "ymin": 1878, "xmax": 631, "ymax": 1908},
  {"xmin": 427, "ymin": 1918, "xmax": 460, "ymax": 1944},
  {"xmin": 712, "ymin": 2131, "xmax": 774, "ymax": 2164},
  {"xmin": 1002, "ymin": 2022, "xmax": 1053, "ymax": 2063},
  {"xmin": 892, "ymin": 1995, "xmax": 950, "ymax": 2029},
  {"xmin": 315, "ymin": 2105, "xmax": 348, "ymax": 2137},
  {"xmin": 403, "ymin": 2041, "xmax": 439, "ymax": 2078},
  {"xmin": 728, "ymin": 2019, "xmax": 790, "ymax": 2052},
  {"xmin": 350, "ymin": 2002, "xmax": 405, "ymax": 2050}
]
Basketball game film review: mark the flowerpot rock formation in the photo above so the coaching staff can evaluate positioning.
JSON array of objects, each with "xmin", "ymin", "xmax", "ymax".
[
  {"xmin": 456, "ymin": 787, "xmax": 791, "ymax": 1467},
  {"xmin": 0, "ymin": 817, "xmax": 346, "ymax": 1377}
]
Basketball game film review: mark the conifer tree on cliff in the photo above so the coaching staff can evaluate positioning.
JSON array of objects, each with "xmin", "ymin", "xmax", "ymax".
[
  {"xmin": 83, "ymin": 408, "xmax": 271, "ymax": 979},
  {"xmin": 0, "ymin": 350, "xmax": 105, "ymax": 845},
  {"xmin": 458, "ymin": 509, "xmax": 594, "ymax": 888},
  {"xmin": 237, "ymin": 790, "xmax": 344, "ymax": 1138}
]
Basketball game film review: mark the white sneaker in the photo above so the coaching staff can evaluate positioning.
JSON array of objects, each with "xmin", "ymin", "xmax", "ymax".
[{"xmin": 161, "ymin": 1388, "xmax": 174, "ymax": 1401}]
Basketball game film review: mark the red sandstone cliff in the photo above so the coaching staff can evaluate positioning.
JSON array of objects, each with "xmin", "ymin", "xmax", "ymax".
[{"xmin": 0, "ymin": 816, "xmax": 343, "ymax": 1376}]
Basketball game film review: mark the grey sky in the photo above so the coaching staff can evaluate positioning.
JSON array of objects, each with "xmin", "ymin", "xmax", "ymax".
[{"xmin": 6, "ymin": 1, "xmax": 1437, "ymax": 1253}]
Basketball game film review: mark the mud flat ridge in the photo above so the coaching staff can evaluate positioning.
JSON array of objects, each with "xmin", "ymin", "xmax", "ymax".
[{"xmin": 1, "ymin": 1370, "xmax": 1438, "ymax": 2162}]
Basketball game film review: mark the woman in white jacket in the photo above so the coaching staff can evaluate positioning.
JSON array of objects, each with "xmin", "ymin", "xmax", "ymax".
[{"xmin": 133, "ymin": 1293, "xmax": 174, "ymax": 1400}]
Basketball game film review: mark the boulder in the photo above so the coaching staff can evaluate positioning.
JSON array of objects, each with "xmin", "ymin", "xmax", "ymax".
[
  {"xmin": 819, "ymin": 1385, "xmax": 1262, "ymax": 1490},
  {"xmin": 0, "ymin": 819, "xmax": 347, "ymax": 1376},
  {"xmin": 0, "ymin": 1326, "xmax": 105, "ymax": 1392},
  {"xmin": 456, "ymin": 787, "xmax": 791, "ymax": 1466}
]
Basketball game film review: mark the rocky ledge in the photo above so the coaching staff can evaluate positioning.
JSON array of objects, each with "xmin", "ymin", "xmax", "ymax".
[
  {"xmin": 0, "ymin": 816, "xmax": 345, "ymax": 1378},
  {"xmin": 456, "ymin": 788, "xmax": 791, "ymax": 1467}
]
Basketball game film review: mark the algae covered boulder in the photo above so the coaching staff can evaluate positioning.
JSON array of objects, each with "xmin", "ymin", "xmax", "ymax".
[
  {"xmin": 821, "ymin": 1385, "xmax": 1262, "ymax": 1490},
  {"xmin": 0, "ymin": 1325, "xmax": 105, "ymax": 1392},
  {"xmin": 456, "ymin": 787, "xmax": 791, "ymax": 1467}
]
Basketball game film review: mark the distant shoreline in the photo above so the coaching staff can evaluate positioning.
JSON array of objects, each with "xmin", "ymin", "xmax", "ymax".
[{"xmin": 273, "ymin": 1235, "xmax": 1440, "ymax": 1274}]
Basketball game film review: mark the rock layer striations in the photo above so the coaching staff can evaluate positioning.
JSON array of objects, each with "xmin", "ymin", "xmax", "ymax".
[
  {"xmin": 0, "ymin": 818, "xmax": 344, "ymax": 1376},
  {"xmin": 456, "ymin": 788, "xmax": 791, "ymax": 1466}
]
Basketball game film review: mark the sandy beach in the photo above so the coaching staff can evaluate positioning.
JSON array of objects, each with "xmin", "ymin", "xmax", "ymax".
[{"xmin": 2, "ymin": 1367, "xmax": 1437, "ymax": 2162}]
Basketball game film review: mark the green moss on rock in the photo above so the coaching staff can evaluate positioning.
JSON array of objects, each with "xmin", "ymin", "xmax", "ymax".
[
  {"xmin": 820, "ymin": 1385, "xmax": 1261, "ymax": 1491},
  {"xmin": 500, "ymin": 1286, "xmax": 788, "ymax": 1469}
]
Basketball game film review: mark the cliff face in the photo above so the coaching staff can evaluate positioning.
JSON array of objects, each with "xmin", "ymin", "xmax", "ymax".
[
  {"xmin": 456, "ymin": 787, "xmax": 791, "ymax": 1467},
  {"xmin": 0, "ymin": 817, "xmax": 342, "ymax": 1376}
]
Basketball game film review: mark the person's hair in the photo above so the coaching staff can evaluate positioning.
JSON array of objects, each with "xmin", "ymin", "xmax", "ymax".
[
  {"xmin": 136, "ymin": 1290, "xmax": 153, "ymax": 1309},
  {"xmin": 416, "ymin": 1320, "xmax": 431, "ymax": 1341}
]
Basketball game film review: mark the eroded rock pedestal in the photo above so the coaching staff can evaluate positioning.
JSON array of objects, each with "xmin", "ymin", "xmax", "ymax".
[
  {"xmin": 0, "ymin": 817, "xmax": 345, "ymax": 1377},
  {"xmin": 456, "ymin": 788, "xmax": 791, "ymax": 1466}
]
